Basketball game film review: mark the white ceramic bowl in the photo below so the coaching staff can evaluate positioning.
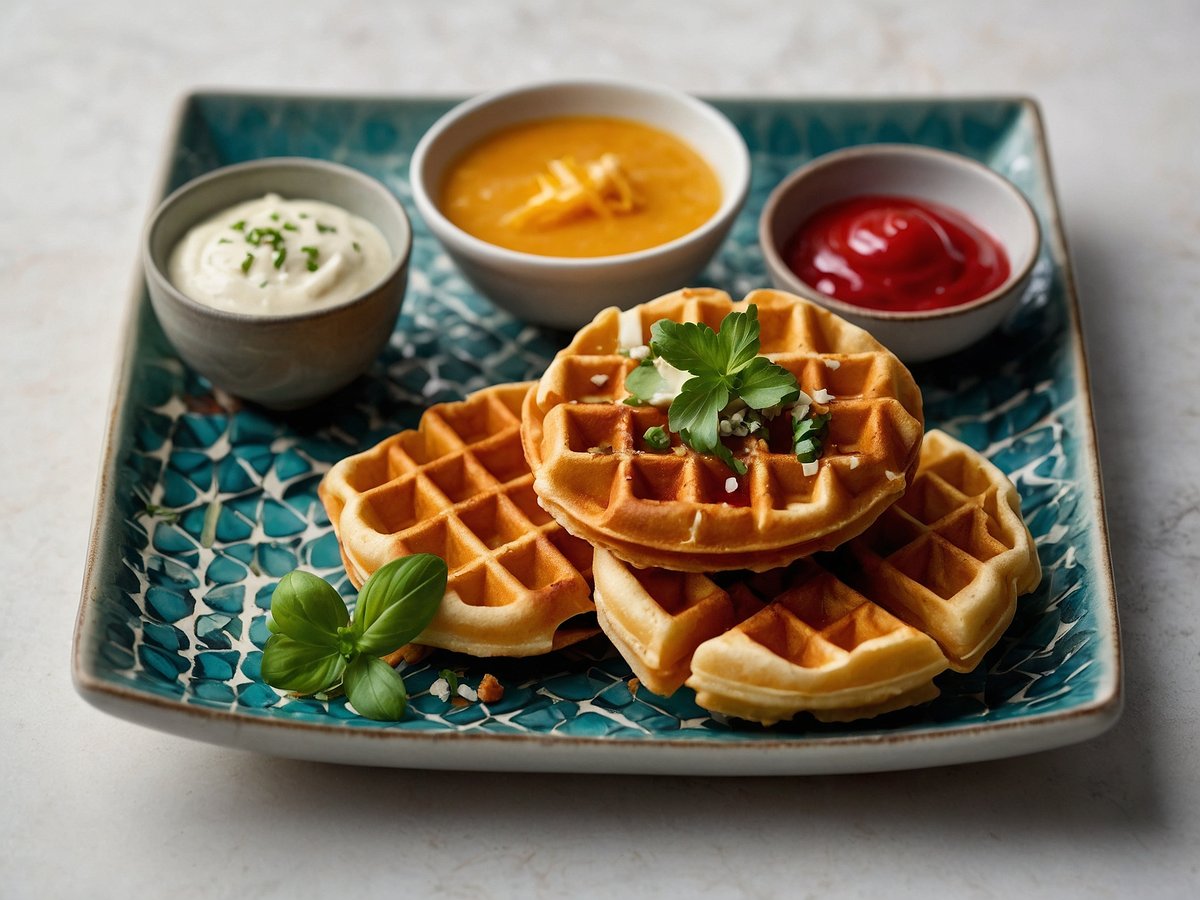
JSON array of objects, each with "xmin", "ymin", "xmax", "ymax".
[
  {"xmin": 409, "ymin": 79, "xmax": 750, "ymax": 330},
  {"xmin": 759, "ymin": 144, "xmax": 1040, "ymax": 363},
  {"xmin": 144, "ymin": 158, "xmax": 412, "ymax": 410}
]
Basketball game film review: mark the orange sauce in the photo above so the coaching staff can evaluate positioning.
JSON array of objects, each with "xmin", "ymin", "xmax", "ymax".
[{"xmin": 439, "ymin": 116, "xmax": 722, "ymax": 257}]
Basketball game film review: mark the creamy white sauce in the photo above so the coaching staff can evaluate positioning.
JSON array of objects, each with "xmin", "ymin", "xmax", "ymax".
[{"xmin": 168, "ymin": 193, "xmax": 392, "ymax": 316}]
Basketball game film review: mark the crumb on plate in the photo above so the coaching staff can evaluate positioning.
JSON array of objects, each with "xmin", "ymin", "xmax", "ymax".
[{"xmin": 478, "ymin": 673, "xmax": 504, "ymax": 703}]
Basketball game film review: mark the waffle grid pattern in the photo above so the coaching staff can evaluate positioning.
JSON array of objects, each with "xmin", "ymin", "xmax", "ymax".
[
  {"xmin": 525, "ymin": 288, "xmax": 924, "ymax": 571},
  {"xmin": 843, "ymin": 432, "xmax": 1041, "ymax": 670},
  {"xmin": 320, "ymin": 384, "xmax": 596, "ymax": 656},
  {"xmin": 593, "ymin": 431, "xmax": 1040, "ymax": 724}
]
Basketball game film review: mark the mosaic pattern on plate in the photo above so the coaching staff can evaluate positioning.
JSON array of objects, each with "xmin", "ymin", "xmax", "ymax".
[{"xmin": 85, "ymin": 97, "xmax": 1105, "ymax": 741}]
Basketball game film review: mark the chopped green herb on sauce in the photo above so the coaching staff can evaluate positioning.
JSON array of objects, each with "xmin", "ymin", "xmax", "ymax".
[{"xmin": 301, "ymin": 245, "xmax": 320, "ymax": 272}]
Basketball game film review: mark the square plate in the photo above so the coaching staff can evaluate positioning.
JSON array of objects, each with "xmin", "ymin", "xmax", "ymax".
[{"xmin": 73, "ymin": 93, "xmax": 1121, "ymax": 775}]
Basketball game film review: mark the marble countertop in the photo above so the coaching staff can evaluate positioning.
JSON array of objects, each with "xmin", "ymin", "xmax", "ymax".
[{"xmin": 2, "ymin": 1, "xmax": 1198, "ymax": 897}]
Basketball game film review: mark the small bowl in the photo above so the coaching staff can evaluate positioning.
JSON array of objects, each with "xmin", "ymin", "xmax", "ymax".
[
  {"xmin": 409, "ymin": 79, "xmax": 750, "ymax": 330},
  {"xmin": 759, "ymin": 144, "xmax": 1040, "ymax": 363},
  {"xmin": 144, "ymin": 158, "xmax": 412, "ymax": 410}
]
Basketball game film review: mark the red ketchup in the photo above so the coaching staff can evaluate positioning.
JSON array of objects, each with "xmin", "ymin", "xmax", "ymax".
[{"xmin": 785, "ymin": 195, "xmax": 1010, "ymax": 312}]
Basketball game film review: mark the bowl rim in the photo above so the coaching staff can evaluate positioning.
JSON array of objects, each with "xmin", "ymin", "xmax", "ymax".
[
  {"xmin": 408, "ymin": 77, "xmax": 751, "ymax": 271},
  {"xmin": 758, "ymin": 143, "xmax": 1041, "ymax": 323},
  {"xmin": 143, "ymin": 156, "xmax": 413, "ymax": 326}
]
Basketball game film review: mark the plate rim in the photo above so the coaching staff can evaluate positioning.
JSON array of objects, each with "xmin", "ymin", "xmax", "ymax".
[{"xmin": 72, "ymin": 91, "xmax": 1122, "ymax": 774}]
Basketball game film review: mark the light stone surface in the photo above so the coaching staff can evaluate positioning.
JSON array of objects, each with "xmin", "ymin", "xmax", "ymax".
[{"xmin": 2, "ymin": 0, "xmax": 1198, "ymax": 897}]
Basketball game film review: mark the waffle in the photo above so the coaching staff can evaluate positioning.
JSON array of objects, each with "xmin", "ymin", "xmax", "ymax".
[
  {"xmin": 319, "ymin": 383, "xmax": 597, "ymax": 657},
  {"xmin": 522, "ymin": 287, "xmax": 925, "ymax": 572},
  {"xmin": 592, "ymin": 430, "xmax": 1042, "ymax": 724}
]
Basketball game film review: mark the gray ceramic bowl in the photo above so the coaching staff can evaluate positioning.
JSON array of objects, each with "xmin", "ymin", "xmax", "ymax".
[
  {"xmin": 759, "ymin": 144, "xmax": 1040, "ymax": 363},
  {"xmin": 144, "ymin": 158, "xmax": 411, "ymax": 409},
  {"xmin": 410, "ymin": 79, "xmax": 750, "ymax": 330}
]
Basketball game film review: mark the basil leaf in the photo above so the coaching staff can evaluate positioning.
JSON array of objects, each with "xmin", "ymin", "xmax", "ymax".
[
  {"xmin": 736, "ymin": 357, "xmax": 801, "ymax": 409},
  {"xmin": 650, "ymin": 319, "xmax": 725, "ymax": 375},
  {"xmin": 260, "ymin": 634, "xmax": 346, "ymax": 695},
  {"xmin": 669, "ymin": 376, "xmax": 727, "ymax": 453},
  {"xmin": 624, "ymin": 357, "xmax": 668, "ymax": 403},
  {"xmin": 268, "ymin": 570, "xmax": 347, "ymax": 647},
  {"xmin": 343, "ymin": 655, "xmax": 408, "ymax": 721},
  {"xmin": 717, "ymin": 307, "xmax": 761, "ymax": 374},
  {"xmin": 352, "ymin": 554, "xmax": 447, "ymax": 655}
]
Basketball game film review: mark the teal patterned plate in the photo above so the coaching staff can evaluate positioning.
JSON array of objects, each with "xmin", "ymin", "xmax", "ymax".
[{"xmin": 73, "ymin": 93, "xmax": 1121, "ymax": 774}]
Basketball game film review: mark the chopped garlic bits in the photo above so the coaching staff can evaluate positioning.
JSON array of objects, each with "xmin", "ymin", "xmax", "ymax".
[{"xmin": 618, "ymin": 308, "xmax": 644, "ymax": 350}]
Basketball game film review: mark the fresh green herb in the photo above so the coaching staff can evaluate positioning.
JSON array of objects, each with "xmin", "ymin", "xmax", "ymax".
[
  {"xmin": 261, "ymin": 555, "xmax": 448, "ymax": 721},
  {"xmin": 240, "ymin": 252, "xmax": 254, "ymax": 274},
  {"xmin": 301, "ymin": 245, "xmax": 320, "ymax": 272},
  {"xmin": 246, "ymin": 226, "xmax": 285, "ymax": 250},
  {"xmin": 217, "ymin": 237, "xmax": 231, "ymax": 244},
  {"xmin": 299, "ymin": 212, "xmax": 309, "ymax": 219},
  {"xmin": 316, "ymin": 222, "xmax": 337, "ymax": 234},
  {"xmin": 793, "ymin": 412, "xmax": 831, "ymax": 464},
  {"xmin": 439, "ymin": 668, "xmax": 460, "ymax": 694},
  {"xmin": 627, "ymin": 305, "xmax": 802, "ymax": 473},
  {"xmin": 273, "ymin": 248, "xmax": 287, "ymax": 269},
  {"xmin": 625, "ymin": 358, "xmax": 667, "ymax": 402},
  {"xmin": 282, "ymin": 222, "xmax": 298, "ymax": 232},
  {"xmin": 259, "ymin": 280, "xmax": 268, "ymax": 288},
  {"xmin": 643, "ymin": 426, "xmax": 670, "ymax": 451},
  {"xmin": 269, "ymin": 212, "xmax": 280, "ymax": 222},
  {"xmin": 230, "ymin": 220, "xmax": 246, "ymax": 231},
  {"xmin": 353, "ymin": 241, "xmax": 362, "ymax": 253}
]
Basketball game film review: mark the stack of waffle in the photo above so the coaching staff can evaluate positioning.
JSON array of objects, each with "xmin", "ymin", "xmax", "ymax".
[{"xmin": 320, "ymin": 288, "xmax": 1041, "ymax": 724}]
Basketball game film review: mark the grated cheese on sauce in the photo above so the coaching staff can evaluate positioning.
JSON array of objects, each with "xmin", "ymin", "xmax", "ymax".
[{"xmin": 500, "ymin": 153, "xmax": 637, "ymax": 231}]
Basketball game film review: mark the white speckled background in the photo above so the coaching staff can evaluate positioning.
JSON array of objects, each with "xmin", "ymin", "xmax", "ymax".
[{"xmin": 2, "ymin": 1, "xmax": 1198, "ymax": 897}]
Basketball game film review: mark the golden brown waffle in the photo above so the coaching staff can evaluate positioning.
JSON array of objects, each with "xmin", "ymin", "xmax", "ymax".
[
  {"xmin": 592, "ymin": 430, "xmax": 1042, "ymax": 724},
  {"xmin": 319, "ymin": 383, "xmax": 597, "ymax": 657},
  {"xmin": 844, "ymin": 429, "xmax": 1043, "ymax": 672},
  {"xmin": 522, "ymin": 287, "xmax": 925, "ymax": 572}
]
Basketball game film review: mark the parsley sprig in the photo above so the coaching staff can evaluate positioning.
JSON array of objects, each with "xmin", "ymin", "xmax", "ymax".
[
  {"xmin": 261, "ymin": 555, "xmax": 447, "ymax": 721},
  {"xmin": 625, "ymin": 306, "xmax": 803, "ymax": 474}
]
